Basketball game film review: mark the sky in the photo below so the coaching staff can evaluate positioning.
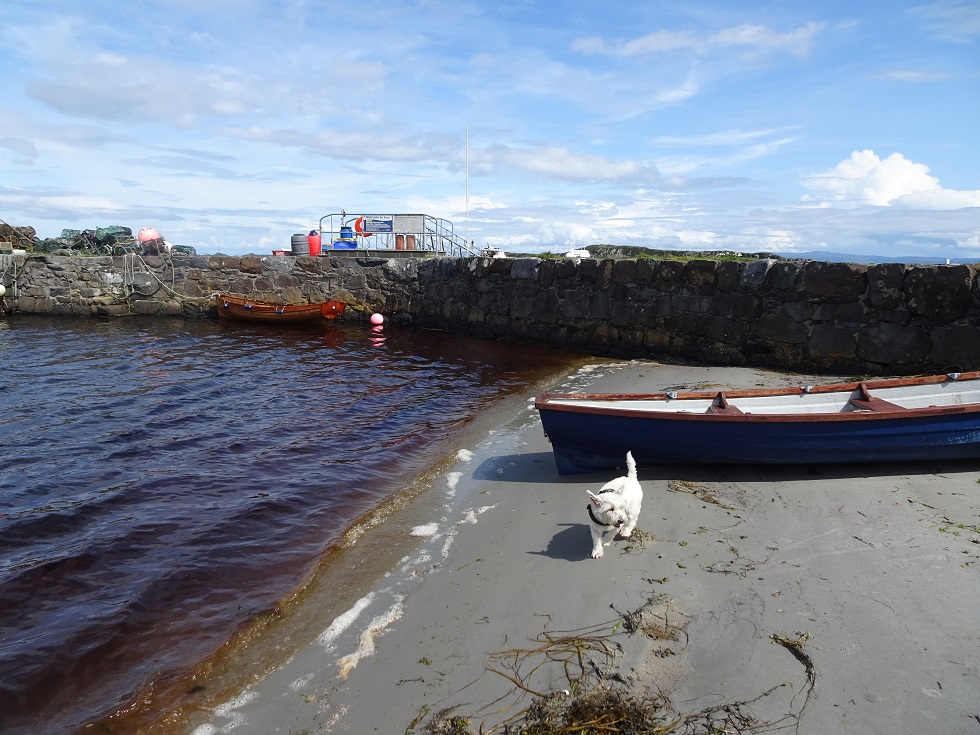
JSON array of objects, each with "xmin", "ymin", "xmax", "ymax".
[{"xmin": 1, "ymin": 1, "xmax": 978, "ymax": 259}]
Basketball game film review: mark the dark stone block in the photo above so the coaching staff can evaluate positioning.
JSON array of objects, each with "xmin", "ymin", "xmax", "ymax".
[
  {"xmin": 904, "ymin": 265, "xmax": 973, "ymax": 323},
  {"xmin": 576, "ymin": 258, "xmax": 599, "ymax": 282},
  {"xmin": 636, "ymin": 258, "xmax": 658, "ymax": 284},
  {"xmin": 768, "ymin": 261, "xmax": 802, "ymax": 291},
  {"xmin": 716, "ymin": 260, "xmax": 741, "ymax": 291},
  {"xmin": 508, "ymin": 258, "xmax": 536, "ymax": 279},
  {"xmin": 930, "ymin": 325, "xmax": 980, "ymax": 370},
  {"xmin": 857, "ymin": 323, "xmax": 931, "ymax": 366},
  {"xmin": 560, "ymin": 290, "xmax": 590, "ymax": 319},
  {"xmin": 538, "ymin": 259, "xmax": 556, "ymax": 288},
  {"xmin": 808, "ymin": 324, "xmax": 857, "ymax": 359},
  {"xmin": 684, "ymin": 259, "xmax": 718, "ymax": 286},
  {"xmin": 596, "ymin": 260, "xmax": 615, "ymax": 290},
  {"xmin": 697, "ymin": 314, "xmax": 749, "ymax": 344},
  {"xmin": 803, "ymin": 261, "xmax": 867, "ymax": 301},
  {"xmin": 612, "ymin": 259, "xmax": 638, "ymax": 284},
  {"xmin": 755, "ymin": 313, "xmax": 808, "ymax": 344},
  {"xmin": 866, "ymin": 263, "xmax": 905, "ymax": 309},
  {"xmin": 657, "ymin": 260, "xmax": 686, "ymax": 290}
]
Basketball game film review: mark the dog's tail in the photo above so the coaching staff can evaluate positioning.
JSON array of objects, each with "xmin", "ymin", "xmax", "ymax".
[{"xmin": 626, "ymin": 450, "xmax": 636, "ymax": 480}]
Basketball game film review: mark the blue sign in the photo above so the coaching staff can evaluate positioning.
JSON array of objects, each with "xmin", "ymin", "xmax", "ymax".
[{"xmin": 362, "ymin": 216, "xmax": 393, "ymax": 233}]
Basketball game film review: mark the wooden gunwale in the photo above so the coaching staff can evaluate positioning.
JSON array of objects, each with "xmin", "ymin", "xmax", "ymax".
[{"xmin": 534, "ymin": 372, "xmax": 980, "ymax": 424}]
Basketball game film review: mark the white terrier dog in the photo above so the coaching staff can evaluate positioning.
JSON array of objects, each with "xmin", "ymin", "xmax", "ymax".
[{"xmin": 587, "ymin": 451, "xmax": 643, "ymax": 559}]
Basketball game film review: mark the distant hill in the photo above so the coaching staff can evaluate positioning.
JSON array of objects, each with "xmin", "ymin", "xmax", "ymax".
[
  {"xmin": 583, "ymin": 245, "xmax": 977, "ymax": 266},
  {"xmin": 786, "ymin": 251, "xmax": 976, "ymax": 265}
]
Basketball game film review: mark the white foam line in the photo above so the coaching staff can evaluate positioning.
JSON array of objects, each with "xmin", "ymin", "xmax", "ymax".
[
  {"xmin": 440, "ymin": 505, "xmax": 495, "ymax": 559},
  {"xmin": 337, "ymin": 595, "xmax": 405, "ymax": 679},
  {"xmin": 463, "ymin": 505, "xmax": 496, "ymax": 524},
  {"xmin": 446, "ymin": 470, "xmax": 463, "ymax": 494},
  {"xmin": 411, "ymin": 522, "xmax": 440, "ymax": 537},
  {"xmin": 316, "ymin": 593, "xmax": 374, "ymax": 651},
  {"xmin": 440, "ymin": 526, "xmax": 459, "ymax": 560},
  {"xmin": 456, "ymin": 448, "xmax": 474, "ymax": 462},
  {"xmin": 189, "ymin": 690, "xmax": 258, "ymax": 735}
]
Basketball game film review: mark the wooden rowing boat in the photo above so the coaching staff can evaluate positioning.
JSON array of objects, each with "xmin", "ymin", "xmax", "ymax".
[
  {"xmin": 215, "ymin": 293, "xmax": 346, "ymax": 323},
  {"xmin": 535, "ymin": 372, "xmax": 980, "ymax": 474}
]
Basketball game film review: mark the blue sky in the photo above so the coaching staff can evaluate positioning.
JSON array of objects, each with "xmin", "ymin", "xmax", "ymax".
[{"xmin": 1, "ymin": 1, "xmax": 977, "ymax": 259}]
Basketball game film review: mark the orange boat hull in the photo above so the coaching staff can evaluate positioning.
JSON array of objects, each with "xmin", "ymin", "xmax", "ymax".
[{"xmin": 216, "ymin": 294, "xmax": 346, "ymax": 323}]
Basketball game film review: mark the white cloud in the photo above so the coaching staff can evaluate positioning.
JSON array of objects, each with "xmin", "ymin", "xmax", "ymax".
[
  {"xmin": 801, "ymin": 150, "xmax": 980, "ymax": 209},
  {"xmin": 488, "ymin": 146, "xmax": 660, "ymax": 184},
  {"xmin": 652, "ymin": 127, "xmax": 798, "ymax": 147},
  {"xmin": 909, "ymin": 1, "xmax": 980, "ymax": 43},
  {"xmin": 675, "ymin": 230, "xmax": 718, "ymax": 246},
  {"xmin": 573, "ymin": 29, "xmax": 700, "ymax": 56},
  {"xmin": 657, "ymin": 135, "xmax": 798, "ymax": 175},
  {"xmin": 878, "ymin": 69, "xmax": 950, "ymax": 82},
  {"xmin": 0, "ymin": 137, "xmax": 38, "ymax": 164},
  {"xmin": 0, "ymin": 186, "xmax": 140, "ymax": 219},
  {"xmin": 573, "ymin": 21, "xmax": 823, "ymax": 58},
  {"xmin": 25, "ymin": 52, "xmax": 259, "ymax": 124},
  {"xmin": 230, "ymin": 127, "xmax": 449, "ymax": 163},
  {"xmin": 489, "ymin": 219, "xmax": 600, "ymax": 250},
  {"xmin": 895, "ymin": 189, "xmax": 980, "ymax": 210},
  {"xmin": 710, "ymin": 22, "xmax": 823, "ymax": 57},
  {"xmin": 404, "ymin": 193, "xmax": 507, "ymax": 219}
]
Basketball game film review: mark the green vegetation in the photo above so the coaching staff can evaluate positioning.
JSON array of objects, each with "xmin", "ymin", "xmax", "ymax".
[{"xmin": 531, "ymin": 245, "xmax": 774, "ymax": 262}]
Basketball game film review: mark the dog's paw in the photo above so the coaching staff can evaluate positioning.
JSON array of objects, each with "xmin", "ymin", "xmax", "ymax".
[
  {"xmin": 619, "ymin": 529, "xmax": 633, "ymax": 538},
  {"xmin": 591, "ymin": 547, "xmax": 604, "ymax": 559}
]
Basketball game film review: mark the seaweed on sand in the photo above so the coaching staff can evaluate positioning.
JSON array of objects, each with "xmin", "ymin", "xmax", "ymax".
[{"xmin": 412, "ymin": 595, "xmax": 817, "ymax": 735}]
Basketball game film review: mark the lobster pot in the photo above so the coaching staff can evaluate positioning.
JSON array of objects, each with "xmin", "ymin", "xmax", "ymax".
[{"xmin": 291, "ymin": 233, "xmax": 310, "ymax": 256}]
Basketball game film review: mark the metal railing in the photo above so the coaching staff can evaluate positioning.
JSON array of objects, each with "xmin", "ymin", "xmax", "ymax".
[{"xmin": 317, "ymin": 212, "xmax": 480, "ymax": 257}]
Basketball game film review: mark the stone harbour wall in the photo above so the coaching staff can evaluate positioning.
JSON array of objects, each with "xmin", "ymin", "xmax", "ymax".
[{"xmin": 2, "ymin": 251, "xmax": 980, "ymax": 375}]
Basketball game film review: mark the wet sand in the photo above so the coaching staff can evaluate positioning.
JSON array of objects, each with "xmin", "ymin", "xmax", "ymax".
[{"xmin": 185, "ymin": 361, "xmax": 980, "ymax": 735}]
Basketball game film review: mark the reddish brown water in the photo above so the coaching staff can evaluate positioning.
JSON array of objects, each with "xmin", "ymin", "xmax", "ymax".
[{"xmin": 0, "ymin": 316, "xmax": 578, "ymax": 735}]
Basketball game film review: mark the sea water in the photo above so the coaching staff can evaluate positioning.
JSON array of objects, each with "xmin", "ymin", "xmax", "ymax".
[{"xmin": 0, "ymin": 315, "xmax": 578, "ymax": 734}]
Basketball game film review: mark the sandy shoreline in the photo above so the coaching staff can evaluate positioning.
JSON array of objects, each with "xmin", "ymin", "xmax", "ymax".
[{"xmin": 184, "ymin": 361, "xmax": 980, "ymax": 735}]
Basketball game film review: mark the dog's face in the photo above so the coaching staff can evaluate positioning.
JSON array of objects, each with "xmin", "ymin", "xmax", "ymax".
[{"xmin": 588, "ymin": 491, "xmax": 629, "ymax": 529}]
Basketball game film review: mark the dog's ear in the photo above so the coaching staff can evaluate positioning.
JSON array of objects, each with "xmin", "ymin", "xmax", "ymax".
[{"xmin": 587, "ymin": 491, "xmax": 602, "ymax": 506}]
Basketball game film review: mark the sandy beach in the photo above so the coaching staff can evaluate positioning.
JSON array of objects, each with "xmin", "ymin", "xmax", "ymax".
[{"xmin": 184, "ymin": 361, "xmax": 980, "ymax": 735}]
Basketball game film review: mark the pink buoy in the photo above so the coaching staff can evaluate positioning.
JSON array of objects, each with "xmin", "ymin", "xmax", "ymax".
[
  {"xmin": 138, "ymin": 227, "xmax": 162, "ymax": 243},
  {"xmin": 370, "ymin": 313, "xmax": 384, "ymax": 326}
]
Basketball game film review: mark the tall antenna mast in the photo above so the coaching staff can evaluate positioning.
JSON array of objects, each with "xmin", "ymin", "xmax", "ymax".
[{"xmin": 465, "ymin": 126, "xmax": 469, "ymax": 247}]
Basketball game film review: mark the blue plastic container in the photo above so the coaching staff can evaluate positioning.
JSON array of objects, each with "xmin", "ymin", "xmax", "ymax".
[
  {"xmin": 333, "ymin": 240, "xmax": 358, "ymax": 250},
  {"xmin": 339, "ymin": 226, "xmax": 354, "ymax": 239}
]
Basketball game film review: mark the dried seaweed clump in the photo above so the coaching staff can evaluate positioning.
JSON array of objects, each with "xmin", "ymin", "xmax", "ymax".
[
  {"xmin": 515, "ymin": 685, "xmax": 676, "ymax": 735},
  {"xmin": 422, "ymin": 684, "xmax": 675, "ymax": 735},
  {"xmin": 424, "ymin": 709, "xmax": 472, "ymax": 734}
]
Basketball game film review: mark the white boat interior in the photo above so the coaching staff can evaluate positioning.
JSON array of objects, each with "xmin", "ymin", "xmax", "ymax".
[{"xmin": 544, "ymin": 377, "xmax": 980, "ymax": 416}]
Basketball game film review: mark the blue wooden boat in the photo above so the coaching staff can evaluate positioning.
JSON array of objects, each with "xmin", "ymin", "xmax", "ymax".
[{"xmin": 535, "ymin": 372, "xmax": 980, "ymax": 474}]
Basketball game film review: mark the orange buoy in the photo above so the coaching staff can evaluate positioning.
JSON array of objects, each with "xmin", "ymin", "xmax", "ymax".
[{"xmin": 354, "ymin": 217, "xmax": 372, "ymax": 236}]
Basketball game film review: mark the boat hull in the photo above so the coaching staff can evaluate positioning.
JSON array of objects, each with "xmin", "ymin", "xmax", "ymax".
[
  {"xmin": 215, "ymin": 294, "xmax": 346, "ymax": 323},
  {"xmin": 536, "ymin": 373, "xmax": 980, "ymax": 474}
]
